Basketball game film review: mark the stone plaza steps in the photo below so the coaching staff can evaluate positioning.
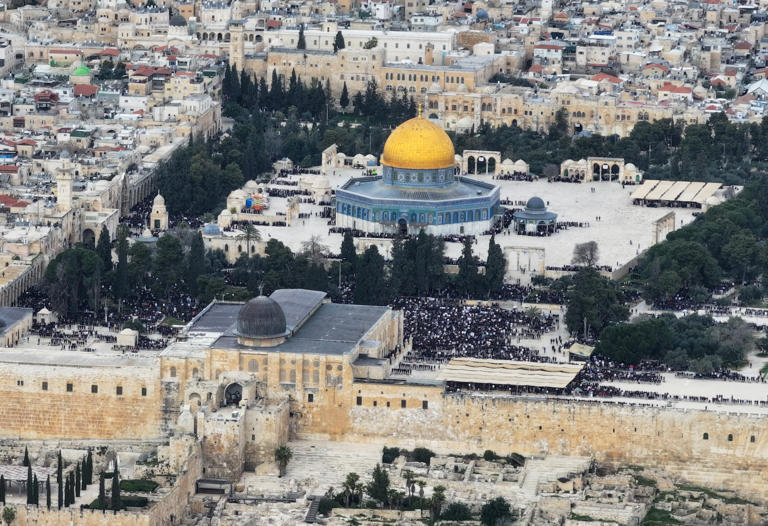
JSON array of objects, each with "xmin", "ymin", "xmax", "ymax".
[{"xmin": 519, "ymin": 455, "xmax": 592, "ymax": 501}]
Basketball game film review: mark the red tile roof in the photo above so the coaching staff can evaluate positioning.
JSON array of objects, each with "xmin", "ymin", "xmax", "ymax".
[
  {"xmin": 100, "ymin": 48, "xmax": 120, "ymax": 56},
  {"xmin": 74, "ymin": 84, "xmax": 99, "ymax": 97},
  {"xmin": 592, "ymin": 72, "xmax": 622, "ymax": 83},
  {"xmin": 659, "ymin": 83, "xmax": 691, "ymax": 94},
  {"xmin": 0, "ymin": 194, "xmax": 28, "ymax": 208}
]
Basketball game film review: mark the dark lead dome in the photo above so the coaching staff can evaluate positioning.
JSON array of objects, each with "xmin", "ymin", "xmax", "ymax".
[
  {"xmin": 526, "ymin": 196, "xmax": 546, "ymax": 211},
  {"xmin": 237, "ymin": 296, "xmax": 286, "ymax": 338},
  {"xmin": 170, "ymin": 13, "xmax": 187, "ymax": 26}
]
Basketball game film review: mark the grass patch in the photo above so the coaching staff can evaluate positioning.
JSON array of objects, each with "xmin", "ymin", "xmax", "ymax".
[
  {"xmin": 160, "ymin": 316, "xmax": 184, "ymax": 326},
  {"xmin": 641, "ymin": 507, "xmax": 682, "ymax": 525},
  {"xmin": 570, "ymin": 513, "xmax": 598, "ymax": 521},
  {"xmin": 88, "ymin": 495, "xmax": 149, "ymax": 509},
  {"xmin": 676, "ymin": 484, "xmax": 754, "ymax": 505},
  {"xmin": 634, "ymin": 475, "xmax": 657, "ymax": 487}
]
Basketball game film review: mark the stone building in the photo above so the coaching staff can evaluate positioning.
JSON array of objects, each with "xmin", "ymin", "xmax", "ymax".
[{"xmin": 149, "ymin": 193, "xmax": 169, "ymax": 231}]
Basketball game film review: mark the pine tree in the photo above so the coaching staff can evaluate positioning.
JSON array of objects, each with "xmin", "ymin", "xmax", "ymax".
[
  {"xmin": 333, "ymin": 30, "xmax": 345, "ymax": 52},
  {"xmin": 485, "ymin": 234, "xmax": 506, "ymax": 296},
  {"xmin": 46, "ymin": 475, "xmax": 51, "ymax": 509},
  {"xmin": 339, "ymin": 82, "xmax": 349, "ymax": 110},
  {"xmin": 353, "ymin": 246, "xmax": 387, "ymax": 305},
  {"xmin": 297, "ymin": 24, "xmax": 306, "ymax": 49},
  {"xmin": 57, "ymin": 450, "xmax": 63, "ymax": 509},
  {"xmin": 75, "ymin": 462, "xmax": 81, "ymax": 498},
  {"xmin": 26, "ymin": 464, "xmax": 33, "ymax": 504},
  {"xmin": 98, "ymin": 472, "xmax": 106, "ymax": 510},
  {"xmin": 0, "ymin": 475, "xmax": 5, "ymax": 504},
  {"xmin": 111, "ymin": 469, "xmax": 121, "ymax": 510},
  {"xmin": 23, "ymin": 446, "xmax": 29, "ymax": 466},
  {"xmin": 96, "ymin": 225, "xmax": 112, "ymax": 272}
]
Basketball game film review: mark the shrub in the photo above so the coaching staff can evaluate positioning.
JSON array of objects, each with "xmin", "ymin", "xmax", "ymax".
[
  {"xmin": 483, "ymin": 450, "xmax": 498, "ymax": 461},
  {"xmin": 382, "ymin": 447, "xmax": 400, "ymax": 464},
  {"xmin": 442, "ymin": 502, "xmax": 473, "ymax": 521},
  {"xmin": 365, "ymin": 499, "xmax": 378, "ymax": 509},
  {"xmin": 119, "ymin": 479, "xmax": 159, "ymax": 492},
  {"xmin": 88, "ymin": 495, "xmax": 148, "ymax": 509},
  {"xmin": 317, "ymin": 497, "xmax": 336, "ymax": 516},
  {"xmin": 409, "ymin": 447, "xmax": 435, "ymax": 464}
]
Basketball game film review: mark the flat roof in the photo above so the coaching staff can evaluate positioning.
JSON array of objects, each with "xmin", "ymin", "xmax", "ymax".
[
  {"xmin": 0, "ymin": 307, "xmax": 32, "ymax": 335},
  {"xmin": 438, "ymin": 358, "xmax": 583, "ymax": 388},
  {"xmin": 213, "ymin": 303, "xmax": 389, "ymax": 355},
  {"xmin": 188, "ymin": 302, "xmax": 242, "ymax": 333},
  {"xmin": 270, "ymin": 289, "xmax": 327, "ymax": 332}
]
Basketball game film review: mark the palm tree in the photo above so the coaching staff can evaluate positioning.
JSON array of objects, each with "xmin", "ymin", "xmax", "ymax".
[
  {"xmin": 343, "ymin": 472, "xmax": 360, "ymax": 507},
  {"xmin": 2, "ymin": 506, "xmax": 15, "ymax": 526},
  {"xmin": 243, "ymin": 224, "xmax": 261, "ymax": 257},
  {"xmin": 274, "ymin": 446, "xmax": 292, "ymax": 477},
  {"xmin": 417, "ymin": 480, "xmax": 426, "ymax": 517},
  {"xmin": 402, "ymin": 470, "xmax": 415, "ymax": 499},
  {"xmin": 429, "ymin": 485, "xmax": 446, "ymax": 522}
]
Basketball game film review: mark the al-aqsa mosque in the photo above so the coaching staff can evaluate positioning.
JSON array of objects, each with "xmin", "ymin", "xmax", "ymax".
[{"xmin": 335, "ymin": 115, "xmax": 500, "ymax": 235}]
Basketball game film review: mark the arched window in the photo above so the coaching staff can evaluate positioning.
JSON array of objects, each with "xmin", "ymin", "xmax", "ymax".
[
  {"xmin": 728, "ymin": 434, "xmax": 733, "ymax": 442},
  {"xmin": 703, "ymin": 432, "xmax": 709, "ymax": 440}
]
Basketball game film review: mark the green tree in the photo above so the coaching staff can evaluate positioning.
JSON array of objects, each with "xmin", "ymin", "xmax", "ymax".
[
  {"xmin": 45, "ymin": 248, "xmax": 103, "ymax": 318},
  {"xmin": 342, "ymin": 472, "xmax": 360, "ymax": 507},
  {"xmin": 485, "ymin": 234, "xmax": 505, "ymax": 296},
  {"xmin": 113, "ymin": 226, "xmax": 130, "ymax": 303},
  {"xmin": 25, "ymin": 464, "xmax": 32, "ymax": 504},
  {"xmin": 32, "ymin": 475, "xmax": 38, "ymax": 506},
  {"xmin": 0, "ymin": 475, "xmax": 4, "ymax": 504},
  {"xmin": 75, "ymin": 463, "xmax": 80, "ymax": 498},
  {"xmin": 98, "ymin": 472, "xmax": 105, "ymax": 510},
  {"xmin": 429, "ymin": 485, "xmax": 446, "ymax": 521},
  {"xmin": 565, "ymin": 267, "xmax": 629, "ymax": 339},
  {"xmin": 481, "ymin": 496, "xmax": 511, "ymax": 526},
  {"xmin": 442, "ymin": 502, "xmax": 472, "ymax": 520},
  {"xmin": 275, "ymin": 446, "xmax": 293, "ymax": 477},
  {"xmin": 153, "ymin": 234, "xmax": 184, "ymax": 297},
  {"xmin": 186, "ymin": 232, "xmax": 206, "ymax": 294},
  {"xmin": 57, "ymin": 451, "xmax": 62, "ymax": 509},
  {"xmin": 354, "ymin": 246, "xmax": 387, "ymax": 305},
  {"xmin": 456, "ymin": 237, "xmax": 479, "ymax": 297},
  {"xmin": 111, "ymin": 468, "xmax": 121, "ymax": 510},
  {"xmin": 22, "ymin": 447, "xmax": 29, "ymax": 467},
  {"xmin": 339, "ymin": 82, "xmax": 350, "ymax": 110},
  {"xmin": 85, "ymin": 450, "xmax": 93, "ymax": 486},
  {"xmin": 45, "ymin": 475, "xmax": 50, "ymax": 510},
  {"xmin": 96, "ymin": 225, "xmax": 112, "ymax": 272},
  {"xmin": 2, "ymin": 506, "xmax": 15, "ymax": 526},
  {"xmin": 297, "ymin": 25, "xmax": 306, "ymax": 49},
  {"xmin": 572, "ymin": 241, "xmax": 599, "ymax": 267},
  {"xmin": 365, "ymin": 464, "xmax": 390, "ymax": 507},
  {"xmin": 340, "ymin": 231, "xmax": 357, "ymax": 276},
  {"xmin": 363, "ymin": 36, "xmax": 378, "ymax": 49},
  {"xmin": 333, "ymin": 30, "xmax": 345, "ymax": 52}
]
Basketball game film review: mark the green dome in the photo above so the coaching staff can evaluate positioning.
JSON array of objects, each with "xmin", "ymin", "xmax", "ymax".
[{"xmin": 72, "ymin": 65, "xmax": 91, "ymax": 76}]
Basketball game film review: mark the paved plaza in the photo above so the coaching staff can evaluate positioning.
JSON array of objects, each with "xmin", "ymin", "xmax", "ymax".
[{"xmin": 258, "ymin": 169, "xmax": 701, "ymax": 271}]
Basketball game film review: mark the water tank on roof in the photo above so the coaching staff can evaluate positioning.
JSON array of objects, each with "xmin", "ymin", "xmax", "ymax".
[{"xmin": 245, "ymin": 198, "xmax": 253, "ymax": 208}]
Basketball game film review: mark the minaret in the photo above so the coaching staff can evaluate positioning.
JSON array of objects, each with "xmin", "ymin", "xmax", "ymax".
[{"xmin": 56, "ymin": 152, "xmax": 74, "ymax": 212}]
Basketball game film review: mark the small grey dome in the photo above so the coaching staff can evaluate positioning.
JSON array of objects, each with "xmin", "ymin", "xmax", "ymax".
[
  {"xmin": 237, "ymin": 296, "xmax": 286, "ymax": 338},
  {"xmin": 526, "ymin": 196, "xmax": 546, "ymax": 211},
  {"xmin": 170, "ymin": 13, "xmax": 187, "ymax": 26},
  {"xmin": 203, "ymin": 223, "xmax": 221, "ymax": 235}
]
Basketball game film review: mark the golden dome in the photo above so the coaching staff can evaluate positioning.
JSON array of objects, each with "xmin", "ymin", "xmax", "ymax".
[{"xmin": 381, "ymin": 117, "xmax": 455, "ymax": 170}]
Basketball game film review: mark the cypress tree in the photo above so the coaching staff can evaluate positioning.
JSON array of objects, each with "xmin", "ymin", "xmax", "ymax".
[
  {"xmin": 26, "ymin": 464, "xmax": 33, "ymax": 504},
  {"xmin": 75, "ymin": 462, "xmax": 81, "ymax": 497},
  {"xmin": 297, "ymin": 24, "xmax": 306, "ymax": 49},
  {"xmin": 456, "ymin": 237, "xmax": 479, "ymax": 298},
  {"xmin": 339, "ymin": 82, "xmax": 349, "ymax": 109},
  {"xmin": 111, "ymin": 469, "xmax": 121, "ymax": 511},
  {"xmin": 485, "ymin": 234, "xmax": 506, "ymax": 296},
  {"xmin": 69, "ymin": 472, "xmax": 75, "ymax": 504},
  {"xmin": 333, "ymin": 30, "xmax": 345, "ymax": 52},
  {"xmin": 33, "ymin": 474, "xmax": 38, "ymax": 505},
  {"xmin": 353, "ymin": 246, "xmax": 387, "ymax": 305},
  {"xmin": 96, "ymin": 225, "xmax": 112, "ymax": 272},
  {"xmin": 98, "ymin": 472, "xmax": 106, "ymax": 510},
  {"xmin": 340, "ymin": 230, "xmax": 356, "ymax": 276},
  {"xmin": 57, "ymin": 450, "xmax": 63, "ymax": 509},
  {"xmin": 46, "ymin": 475, "xmax": 51, "ymax": 509},
  {"xmin": 23, "ymin": 446, "xmax": 29, "ymax": 466},
  {"xmin": 0, "ymin": 474, "xmax": 5, "ymax": 504},
  {"xmin": 86, "ymin": 450, "xmax": 93, "ymax": 486},
  {"xmin": 63, "ymin": 478, "xmax": 69, "ymax": 507}
]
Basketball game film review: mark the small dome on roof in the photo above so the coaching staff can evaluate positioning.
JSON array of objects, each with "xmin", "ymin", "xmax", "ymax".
[
  {"xmin": 170, "ymin": 13, "xmax": 187, "ymax": 26},
  {"xmin": 72, "ymin": 65, "xmax": 91, "ymax": 76},
  {"xmin": 625, "ymin": 162, "xmax": 637, "ymax": 171},
  {"xmin": 60, "ymin": 150, "xmax": 71, "ymax": 159},
  {"xmin": 153, "ymin": 193, "xmax": 165, "ymax": 206},
  {"xmin": 237, "ymin": 295, "xmax": 287, "ymax": 339},
  {"xmin": 476, "ymin": 8, "xmax": 489, "ymax": 18},
  {"xmin": 526, "ymin": 196, "xmax": 546, "ymax": 211},
  {"xmin": 203, "ymin": 223, "xmax": 221, "ymax": 235}
]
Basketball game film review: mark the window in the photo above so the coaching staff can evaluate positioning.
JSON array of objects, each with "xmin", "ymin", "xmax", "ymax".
[
  {"xmin": 308, "ymin": 393, "xmax": 314, "ymax": 403},
  {"xmin": 386, "ymin": 401, "xmax": 390, "ymax": 407},
  {"xmin": 422, "ymin": 400, "xmax": 428, "ymax": 409},
  {"xmin": 66, "ymin": 383, "xmax": 73, "ymax": 392},
  {"xmin": 170, "ymin": 366, "xmax": 177, "ymax": 378},
  {"xmin": 751, "ymin": 435, "xmax": 756, "ymax": 443},
  {"xmin": 373, "ymin": 401, "xmax": 377, "ymax": 407},
  {"xmin": 116, "ymin": 386, "xmax": 123, "ymax": 396},
  {"xmin": 141, "ymin": 387, "xmax": 147, "ymax": 396},
  {"xmin": 16, "ymin": 380, "xmax": 23, "ymax": 386},
  {"xmin": 401, "ymin": 400, "xmax": 406, "ymax": 408},
  {"xmin": 728, "ymin": 434, "xmax": 733, "ymax": 442},
  {"xmin": 42, "ymin": 381, "xmax": 48, "ymax": 391},
  {"xmin": 91, "ymin": 385, "xmax": 98, "ymax": 394},
  {"xmin": 356, "ymin": 396, "xmax": 362, "ymax": 406},
  {"xmin": 703, "ymin": 433, "xmax": 709, "ymax": 440}
]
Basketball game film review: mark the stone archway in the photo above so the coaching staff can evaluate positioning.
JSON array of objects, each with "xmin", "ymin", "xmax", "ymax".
[
  {"xmin": 82, "ymin": 228, "xmax": 96, "ymax": 247},
  {"xmin": 398, "ymin": 218, "xmax": 408, "ymax": 236},
  {"xmin": 224, "ymin": 383, "xmax": 242, "ymax": 406}
]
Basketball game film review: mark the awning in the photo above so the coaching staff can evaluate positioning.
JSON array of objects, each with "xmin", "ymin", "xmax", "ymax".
[{"xmin": 438, "ymin": 358, "xmax": 583, "ymax": 388}]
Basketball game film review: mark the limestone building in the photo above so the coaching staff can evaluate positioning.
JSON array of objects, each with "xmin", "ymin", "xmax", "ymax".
[
  {"xmin": 335, "ymin": 115, "xmax": 500, "ymax": 235},
  {"xmin": 149, "ymin": 193, "xmax": 169, "ymax": 231}
]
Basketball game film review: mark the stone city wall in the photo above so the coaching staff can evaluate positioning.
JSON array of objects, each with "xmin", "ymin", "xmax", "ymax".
[
  {"xmin": 301, "ymin": 385, "xmax": 768, "ymax": 501},
  {"xmin": 0, "ymin": 363, "xmax": 163, "ymax": 440}
]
